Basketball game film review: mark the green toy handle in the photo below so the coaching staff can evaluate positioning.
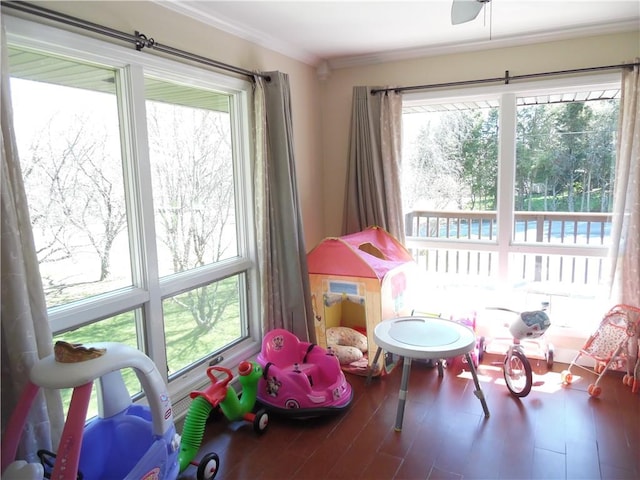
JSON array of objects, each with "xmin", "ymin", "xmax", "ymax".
[{"xmin": 218, "ymin": 361, "xmax": 261, "ymax": 421}]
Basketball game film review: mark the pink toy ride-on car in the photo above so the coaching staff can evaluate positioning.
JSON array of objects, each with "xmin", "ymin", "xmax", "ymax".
[{"xmin": 257, "ymin": 329, "xmax": 353, "ymax": 418}]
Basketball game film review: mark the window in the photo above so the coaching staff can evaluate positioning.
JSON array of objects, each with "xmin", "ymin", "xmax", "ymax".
[
  {"xmin": 6, "ymin": 16, "xmax": 260, "ymax": 412},
  {"xmin": 513, "ymin": 96, "xmax": 618, "ymax": 287},
  {"xmin": 403, "ymin": 100, "xmax": 499, "ymax": 278},
  {"xmin": 402, "ymin": 75, "xmax": 620, "ymax": 332}
]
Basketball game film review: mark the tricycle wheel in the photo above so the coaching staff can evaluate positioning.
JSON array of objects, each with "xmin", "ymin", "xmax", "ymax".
[
  {"xmin": 197, "ymin": 452, "xmax": 220, "ymax": 480},
  {"xmin": 504, "ymin": 349, "xmax": 532, "ymax": 397},
  {"xmin": 253, "ymin": 408, "xmax": 269, "ymax": 434}
]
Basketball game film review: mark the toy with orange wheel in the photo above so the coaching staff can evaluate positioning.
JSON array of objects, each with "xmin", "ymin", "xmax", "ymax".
[{"xmin": 560, "ymin": 304, "xmax": 640, "ymax": 398}]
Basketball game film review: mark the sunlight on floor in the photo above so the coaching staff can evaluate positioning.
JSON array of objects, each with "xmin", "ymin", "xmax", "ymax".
[{"xmin": 456, "ymin": 366, "xmax": 584, "ymax": 394}]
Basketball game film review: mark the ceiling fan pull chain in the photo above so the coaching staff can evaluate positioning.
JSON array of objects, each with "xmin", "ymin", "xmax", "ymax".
[
  {"xmin": 483, "ymin": 1, "xmax": 487, "ymax": 27},
  {"xmin": 490, "ymin": 0, "xmax": 493, "ymax": 40}
]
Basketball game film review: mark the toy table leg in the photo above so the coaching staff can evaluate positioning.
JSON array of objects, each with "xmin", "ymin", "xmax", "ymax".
[
  {"xmin": 394, "ymin": 356, "xmax": 412, "ymax": 432},
  {"xmin": 365, "ymin": 347, "xmax": 383, "ymax": 385},
  {"xmin": 465, "ymin": 353, "xmax": 490, "ymax": 418}
]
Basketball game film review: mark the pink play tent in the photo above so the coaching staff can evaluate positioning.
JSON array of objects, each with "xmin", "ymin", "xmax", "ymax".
[{"xmin": 307, "ymin": 226, "xmax": 420, "ymax": 376}]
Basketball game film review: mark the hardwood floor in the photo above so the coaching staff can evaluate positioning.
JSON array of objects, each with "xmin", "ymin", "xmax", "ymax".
[{"xmin": 181, "ymin": 355, "xmax": 639, "ymax": 480}]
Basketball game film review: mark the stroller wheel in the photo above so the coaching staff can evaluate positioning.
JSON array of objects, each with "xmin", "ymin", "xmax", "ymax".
[
  {"xmin": 560, "ymin": 370, "xmax": 573, "ymax": 385},
  {"xmin": 594, "ymin": 362, "xmax": 606, "ymax": 374},
  {"xmin": 587, "ymin": 384, "xmax": 602, "ymax": 397}
]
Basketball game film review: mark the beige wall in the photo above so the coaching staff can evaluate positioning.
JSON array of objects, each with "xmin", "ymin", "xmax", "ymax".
[
  {"xmin": 26, "ymin": 1, "xmax": 326, "ymax": 248},
  {"xmin": 321, "ymin": 30, "xmax": 640, "ymax": 237}
]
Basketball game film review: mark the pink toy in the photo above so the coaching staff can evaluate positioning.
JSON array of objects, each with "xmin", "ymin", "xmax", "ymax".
[
  {"xmin": 445, "ymin": 311, "xmax": 485, "ymax": 374},
  {"xmin": 256, "ymin": 329, "xmax": 353, "ymax": 417},
  {"xmin": 1, "ymin": 342, "xmax": 224, "ymax": 480},
  {"xmin": 562, "ymin": 304, "xmax": 640, "ymax": 397}
]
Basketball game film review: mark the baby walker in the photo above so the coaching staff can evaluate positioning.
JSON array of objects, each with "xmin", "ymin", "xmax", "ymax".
[
  {"xmin": 1, "ymin": 341, "xmax": 263, "ymax": 480},
  {"xmin": 485, "ymin": 307, "xmax": 552, "ymax": 397}
]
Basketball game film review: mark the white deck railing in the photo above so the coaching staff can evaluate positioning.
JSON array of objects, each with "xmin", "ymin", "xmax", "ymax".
[{"xmin": 404, "ymin": 210, "xmax": 612, "ymax": 286}]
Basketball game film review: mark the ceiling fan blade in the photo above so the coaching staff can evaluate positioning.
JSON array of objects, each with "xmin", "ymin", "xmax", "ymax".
[{"xmin": 451, "ymin": 0, "xmax": 486, "ymax": 25}]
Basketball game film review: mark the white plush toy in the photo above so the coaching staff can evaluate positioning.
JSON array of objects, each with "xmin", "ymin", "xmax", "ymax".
[{"xmin": 326, "ymin": 326, "xmax": 368, "ymax": 365}]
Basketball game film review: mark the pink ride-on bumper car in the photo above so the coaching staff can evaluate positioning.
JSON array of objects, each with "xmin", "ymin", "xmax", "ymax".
[{"xmin": 257, "ymin": 329, "xmax": 353, "ymax": 418}]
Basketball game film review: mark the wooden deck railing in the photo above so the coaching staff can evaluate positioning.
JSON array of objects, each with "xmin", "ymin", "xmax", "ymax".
[{"xmin": 404, "ymin": 210, "xmax": 612, "ymax": 286}]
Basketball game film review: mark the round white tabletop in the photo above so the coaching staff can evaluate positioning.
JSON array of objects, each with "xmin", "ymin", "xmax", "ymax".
[{"xmin": 374, "ymin": 316, "xmax": 476, "ymax": 359}]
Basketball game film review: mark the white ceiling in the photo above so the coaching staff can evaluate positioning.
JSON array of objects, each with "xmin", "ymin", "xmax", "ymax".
[{"xmin": 157, "ymin": 0, "xmax": 640, "ymax": 69}]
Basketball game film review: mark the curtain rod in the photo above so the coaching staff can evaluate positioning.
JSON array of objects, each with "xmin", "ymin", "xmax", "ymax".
[
  {"xmin": 2, "ymin": 1, "xmax": 270, "ymax": 81},
  {"xmin": 372, "ymin": 62, "xmax": 640, "ymax": 95}
]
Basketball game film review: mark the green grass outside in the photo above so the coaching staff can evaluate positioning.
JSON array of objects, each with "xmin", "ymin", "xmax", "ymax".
[{"xmin": 53, "ymin": 277, "xmax": 243, "ymax": 416}]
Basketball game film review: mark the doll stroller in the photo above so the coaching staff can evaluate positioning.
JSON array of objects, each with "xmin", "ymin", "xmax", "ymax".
[{"xmin": 561, "ymin": 304, "xmax": 640, "ymax": 397}]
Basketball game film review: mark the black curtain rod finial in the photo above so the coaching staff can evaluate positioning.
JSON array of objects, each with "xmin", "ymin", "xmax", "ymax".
[{"xmin": 134, "ymin": 31, "xmax": 155, "ymax": 51}]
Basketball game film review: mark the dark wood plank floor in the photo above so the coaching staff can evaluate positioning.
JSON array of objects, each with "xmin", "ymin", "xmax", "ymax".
[{"xmin": 180, "ymin": 355, "xmax": 640, "ymax": 480}]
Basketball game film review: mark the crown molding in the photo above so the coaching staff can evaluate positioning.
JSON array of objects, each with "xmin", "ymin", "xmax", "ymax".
[
  {"xmin": 152, "ymin": 0, "xmax": 321, "ymax": 66},
  {"xmin": 328, "ymin": 20, "xmax": 640, "ymax": 70}
]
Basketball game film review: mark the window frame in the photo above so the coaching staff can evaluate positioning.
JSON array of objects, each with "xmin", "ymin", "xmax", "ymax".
[
  {"xmin": 402, "ymin": 71, "xmax": 621, "ymax": 288},
  {"xmin": 5, "ymin": 15, "xmax": 262, "ymax": 402}
]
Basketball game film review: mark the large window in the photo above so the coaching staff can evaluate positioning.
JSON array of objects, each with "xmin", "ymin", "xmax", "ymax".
[
  {"xmin": 403, "ymin": 100, "xmax": 499, "ymax": 278},
  {"xmin": 512, "ymin": 96, "xmax": 618, "ymax": 287},
  {"xmin": 402, "ymin": 76, "xmax": 620, "ymax": 332},
  {"xmin": 6, "ymin": 16, "xmax": 260, "ymax": 409}
]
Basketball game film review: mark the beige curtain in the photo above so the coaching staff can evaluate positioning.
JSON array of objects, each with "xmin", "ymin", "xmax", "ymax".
[
  {"xmin": 253, "ymin": 72, "xmax": 315, "ymax": 342},
  {"xmin": 609, "ymin": 61, "xmax": 640, "ymax": 306},
  {"xmin": 1, "ymin": 22, "xmax": 63, "ymax": 463},
  {"xmin": 343, "ymin": 87, "xmax": 404, "ymax": 243}
]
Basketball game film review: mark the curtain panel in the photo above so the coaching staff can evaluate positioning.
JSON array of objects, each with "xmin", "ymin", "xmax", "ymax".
[
  {"xmin": 609, "ymin": 61, "xmax": 640, "ymax": 307},
  {"xmin": 253, "ymin": 72, "xmax": 315, "ymax": 342},
  {"xmin": 1, "ymin": 22, "xmax": 63, "ymax": 463},
  {"xmin": 343, "ymin": 87, "xmax": 404, "ymax": 243}
]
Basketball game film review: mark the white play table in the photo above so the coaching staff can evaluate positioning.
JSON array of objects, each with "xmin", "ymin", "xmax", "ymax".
[{"xmin": 367, "ymin": 316, "xmax": 490, "ymax": 430}]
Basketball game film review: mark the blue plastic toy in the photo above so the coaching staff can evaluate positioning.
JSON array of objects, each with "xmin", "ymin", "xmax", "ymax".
[{"xmin": 1, "ymin": 341, "xmax": 222, "ymax": 480}]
